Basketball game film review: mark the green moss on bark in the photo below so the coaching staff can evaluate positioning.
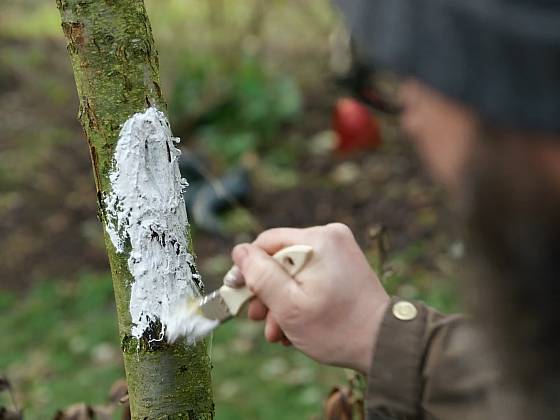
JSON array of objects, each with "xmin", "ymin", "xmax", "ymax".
[
  {"xmin": 124, "ymin": 340, "xmax": 214, "ymax": 419},
  {"xmin": 56, "ymin": 1, "xmax": 214, "ymax": 418}
]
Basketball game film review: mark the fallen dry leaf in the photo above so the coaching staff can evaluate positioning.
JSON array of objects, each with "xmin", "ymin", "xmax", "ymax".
[
  {"xmin": 52, "ymin": 403, "xmax": 95, "ymax": 420},
  {"xmin": 51, "ymin": 378, "xmax": 131, "ymax": 420},
  {"xmin": 324, "ymin": 385, "xmax": 364, "ymax": 420},
  {"xmin": 91, "ymin": 405, "xmax": 112, "ymax": 420},
  {"xmin": 0, "ymin": 407, "xmax": 23, "ymax": 420},
  {"xmin": 0, "ymin": 372, "xmax": 21, "ymax": 419},
  {"xmin": 325, "ymin": 386, "xmax": 353, "ymax": 420},
  {"xmin": 108, "ymin": 379, "xmax": 128, "ymax": 406},
  {"xmin": 0, "ymin": 373, "xmax": 11, "ymax": 393},
  {"xmin": 108, "ymin": 379, "xmax": 129, "ymax": 420},
  {"xmin": 120, "ymin": 401, "xmax": 131, "ymax": 420}
]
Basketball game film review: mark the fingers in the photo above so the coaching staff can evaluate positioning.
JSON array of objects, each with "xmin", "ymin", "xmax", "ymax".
[
  {"xmin": 225, "ymin": 227, "xmax": 310, "ymax": 287},
  {"xmin": 223, "ymin": 227, "xmax": 312, "ymax": 287},
  {"xmin": 231, "ymin": 243, "xmax": 293, "ymax": 310},
  {"xmin": 223, "ymin": 265, "xmax": 244, "ymax": 288},
  {"xmin": 280, "ymin": 337, "xmax": 293, "ymax": 347},
  {"xmin": 249, "ymin": 299, "xmax": 291, "ymax": 346},
  {"xmin": 264, "ymin": 312, "xmax": 285, "ymax": 343},
  {"xmin": 248, "ymin": 299, "xmax": 268, "ymax": 321},
  {"xmin": 227, "ymin": 227, "xmax": 313, "ymax": 290},
  {"xmin": 252, "ymin": 227, "xmax": 313, "ymax": 255}
]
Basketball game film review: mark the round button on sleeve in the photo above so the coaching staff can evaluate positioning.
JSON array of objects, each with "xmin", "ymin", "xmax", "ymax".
[{"xmin": 392, "ymin": 301, "xmax": 418, "ymax": 321}]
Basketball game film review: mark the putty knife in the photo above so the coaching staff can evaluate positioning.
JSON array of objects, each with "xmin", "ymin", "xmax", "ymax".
[
  {"xmin": 165, "ymin": 245, "xmax": 313, "ymax": 343},
  {"xmin": 198, "ymin": 244, "xmax": 313, "ymax": 323}
]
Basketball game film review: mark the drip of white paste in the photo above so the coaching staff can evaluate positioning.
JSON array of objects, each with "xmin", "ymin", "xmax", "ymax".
[{"xmin": 104, "ymin": 107, "xmax": 204, "ymax": 342}]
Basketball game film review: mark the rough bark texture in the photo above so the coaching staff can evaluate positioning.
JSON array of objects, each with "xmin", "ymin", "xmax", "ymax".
[{"xmin": 56, "ymin": 1, "xmax": 214, "ymax": 418}]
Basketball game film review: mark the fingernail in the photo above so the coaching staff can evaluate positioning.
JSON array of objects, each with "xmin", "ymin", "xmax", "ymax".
[
  {"xmin": 224, "ymin": 265, "xmax": 244, "ymax": 287},
  {"xmin": 232, "ymin": 244, "xmax": 249, "ymax": 268}
]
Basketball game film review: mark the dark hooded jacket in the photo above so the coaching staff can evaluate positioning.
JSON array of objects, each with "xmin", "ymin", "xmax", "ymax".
[{"xmin": 336, "ymin": 1, "xmax": 560, "ymax": 419}]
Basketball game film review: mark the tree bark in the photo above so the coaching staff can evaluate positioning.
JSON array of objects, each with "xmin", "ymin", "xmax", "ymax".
[{"xmin": 56, "ymin": 1, "xmax": 214, "ymax": 419}]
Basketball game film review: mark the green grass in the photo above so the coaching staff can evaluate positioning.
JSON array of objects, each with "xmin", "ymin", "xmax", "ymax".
[
  {"xmin": 0, "ymin": 275, "xmax": 345, "ymax": 419},
  {"xmin": 0, "ymin": 276, "xmax": 124, "ymax": 419}
]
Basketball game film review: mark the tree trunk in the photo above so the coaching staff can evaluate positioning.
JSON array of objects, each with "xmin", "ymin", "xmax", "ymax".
[{"xmin": 55, "ymin": 1, "xmax": 214, "ymax": 419}]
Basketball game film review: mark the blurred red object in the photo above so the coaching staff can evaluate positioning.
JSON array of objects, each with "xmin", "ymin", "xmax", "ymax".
[{"xmin": 332, "ymin": 98, "xmax": 381, "ymax": 154}]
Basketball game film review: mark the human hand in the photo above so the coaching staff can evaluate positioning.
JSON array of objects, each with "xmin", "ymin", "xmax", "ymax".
[{"xmin": 226, "ymin": 223, "xmax": 390, "ymax": 374}]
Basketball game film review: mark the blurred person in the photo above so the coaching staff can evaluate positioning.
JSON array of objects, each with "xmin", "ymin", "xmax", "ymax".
[{"xmin": 222, "ymin": 1, "xmax": 560, "ymax": 419}]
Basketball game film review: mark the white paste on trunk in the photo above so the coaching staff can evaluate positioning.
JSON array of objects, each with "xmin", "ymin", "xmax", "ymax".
[{"xmin": 104, "ymin": 107, "xmax": 218, "ymax": 342}]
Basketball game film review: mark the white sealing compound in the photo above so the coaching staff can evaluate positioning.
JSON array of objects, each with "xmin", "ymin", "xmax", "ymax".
[{"xmin": 104, "ymin": 107, "xmax": 216, "ymax": 342}]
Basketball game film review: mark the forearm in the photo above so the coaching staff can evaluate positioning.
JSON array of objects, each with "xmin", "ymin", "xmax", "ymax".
[{"xmin": 366, "ymin": 298, "xmax": 497, "ymax": 419}]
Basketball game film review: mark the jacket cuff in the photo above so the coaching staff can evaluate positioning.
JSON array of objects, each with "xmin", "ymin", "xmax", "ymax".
[{"xmin": 366, "ymin": 297, "xmax": 427, "ymax": 419}]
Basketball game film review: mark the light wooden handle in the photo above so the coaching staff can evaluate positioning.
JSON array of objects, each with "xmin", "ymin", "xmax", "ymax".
[
  {"xmin": 219, "ymin": 245, "xmax": 314, "ymax": 316},
  {"xmin": 272, "ymin": 244, "xmax": 314, "ymax": 276}
]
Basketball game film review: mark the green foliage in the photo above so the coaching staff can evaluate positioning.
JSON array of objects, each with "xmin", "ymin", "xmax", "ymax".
[
  {"xmin": 171, "ymin": 57, "xmax": 302, "ymax": 164},
  {"xmin": 0, "ymin": 2, "xmax": 60, "ymax": 38}
]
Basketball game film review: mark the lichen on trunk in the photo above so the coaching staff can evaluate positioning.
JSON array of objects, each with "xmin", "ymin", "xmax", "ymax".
[{"xmin": 55, "ymin": 1, "xmax": 214, "ymax": 418}]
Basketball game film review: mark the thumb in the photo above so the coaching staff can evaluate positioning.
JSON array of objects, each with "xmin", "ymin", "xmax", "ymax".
[{"xmin": 231, "ymin": 243, "xmax": 292, "ymax": 310}]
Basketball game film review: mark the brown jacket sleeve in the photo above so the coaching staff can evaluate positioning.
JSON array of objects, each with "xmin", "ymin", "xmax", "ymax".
[{"xmin": 366, "ymin": 298, "xmax": 498, "ymax": 420}]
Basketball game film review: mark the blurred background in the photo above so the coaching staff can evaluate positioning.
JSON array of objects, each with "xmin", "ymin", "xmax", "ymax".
[{"xmin": 0, "ymin": 0, "xmax": 461, "ymax": 418}]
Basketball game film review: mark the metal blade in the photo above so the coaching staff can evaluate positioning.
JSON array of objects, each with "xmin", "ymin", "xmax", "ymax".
[{"xmin": 198, "ymin": 289, "xmax": 233, "ymax": 323}]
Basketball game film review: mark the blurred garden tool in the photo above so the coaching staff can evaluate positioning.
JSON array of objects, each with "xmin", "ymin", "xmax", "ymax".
[{"xmin": 179, "ymin": 151, "xmax": 252, "ymax": 235}]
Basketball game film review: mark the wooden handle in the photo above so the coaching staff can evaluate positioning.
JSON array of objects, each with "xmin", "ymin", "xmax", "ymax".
[
  {"xmin": 272, "ymin": 244, "xmax": 314, "ymax": 276},
  {"xmin": 219, "ymin": 245, "xmax": 314, "ymax": 316}
]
